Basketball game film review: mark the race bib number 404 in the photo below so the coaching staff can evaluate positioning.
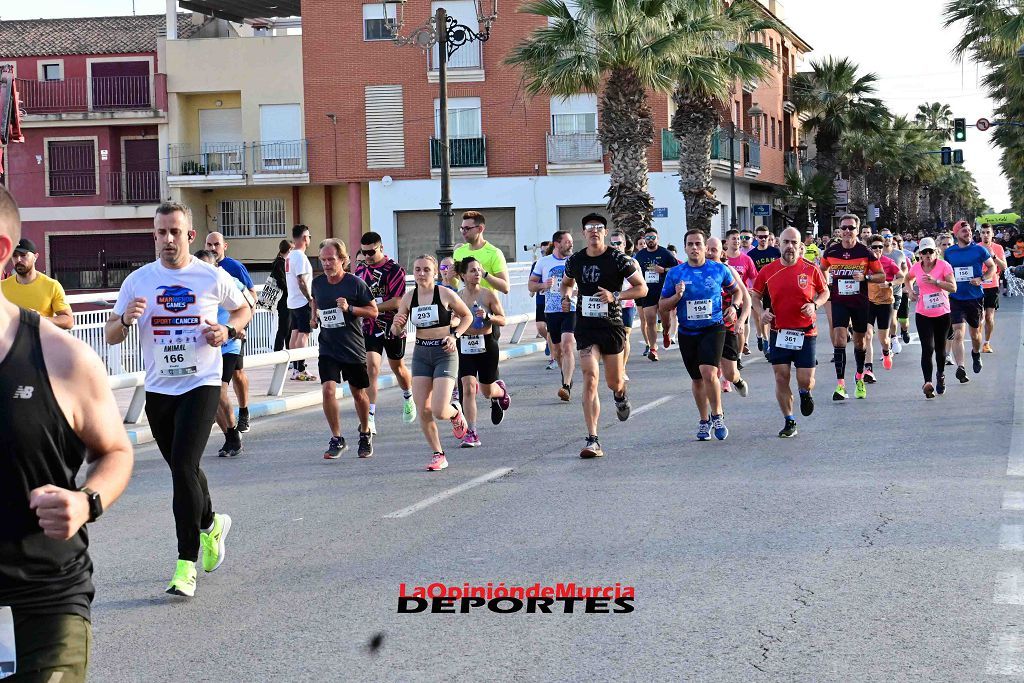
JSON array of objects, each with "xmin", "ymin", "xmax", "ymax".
[{"xmin": 460, "ymin": 335, "xmax": 486, "ymax": 355}]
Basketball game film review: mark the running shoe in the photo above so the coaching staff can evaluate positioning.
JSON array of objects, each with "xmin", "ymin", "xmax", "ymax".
[
  {"xmin": 427, "ymin": 451, "xmax": 448, "ymax": 471},
  {"xmin": 945, "ymin": 354, "xmax": 954, "ymax": 366},
  {"xmin": 697, "ymin": 420, "xmax": 711, "ymax": 441},
  {"xmin": 663, "ymin": 329, "xmax": 671, "ymax": 349},
  {"xmin": 936, "ymin": 375, "xmax": 946, "ymax": 395},
  {"xmin": 579, "ymin": 435, "xmax": 604, "ymax": 459},
  {"xmin": 495, "ymin": 379, "xmax": 511, "ymax": 410},
  {"xmin": 854, "ymin": 378, "xmax": 867, "ymax": 399},
  {"xmin": 863, "ymin": 368, "xmax": 876, "ymax": 384},
  {"xmin": 737, "ymin": 358, "xmax": 744, "ymax": 371},
  {"xmin": 460, "ymin": 429, "xmax": 481, "ymax": 448},
  {"xmin": 833, "ymin": 383, "xmax": 848, "ymax": 401},
  {"xmin": 237, "ymin": 408, "xmax": 250, "ymax": 433},
  {"xmin": 711, "ymin": 414, "xmax": 728, "ymax": 440},
  {"xmin": 756, "ymin": 337, "xmax": 764, "ymax": 352},
  {"xmin": 648, "ymin": 349, "xmax": 659, "ymax": 362},
  {"xmin": 368, "ymin": 412, "xmax": 378, "ymax": 435},
  {"xmin": 289, "ymin": 367, "xmax": 299, "ymax": 380},
  {"xmin": 902, "ymin": 329, "xmax": 911, "ymax": 344},
  {"xmin": 449, "ymin": 400, "xmax": 467, "ymax": 439},
  {"xmin": 623, "ymin": 374, "xmax": 630, "ymax": 382},
  {"xmin": 778, "ymin": 419, "xmax": 798, "ymax": 438},
  {"xmin": 734, "ymin": 378, "xmax": 749, "ymax": 398},
  {"xmin": 558, "ymin": 384, "xmax": 572, "ymax": 402},
  {"xmin": 490, "ymin": 398, "xmax": 505, "ymax": 426},
  {"xmin": 200, "ymin": 513, "xmax": 231, "ymax": 573},
  {"xmin": 402, "ymin": 396, "xmax": 416, "ymax": 424},
  {"xmin": 983, "ymin": 342, "xmax": 994, "ymax": 353},
  {"xmin": 799, "ymin": 392, "xmax": 814, "ymax": 416},
  {"xmin": 544, "ymin": 343, "xmax": 550, "ymax": 357},
  {"xmin": 295, "ymin": 371, "xmax": 317, "ymax": 382},
  {"xmin": 972, "ymin": 353, "xmax": 983, "ymax": 374},
  {"xmin": 357, "ymin": 432, "xmax": 374, "ymax": 458},
  {"xmin": 891, "ymin": 337, "xmax": 902, "ymax": 355},
  {"xmin": 656, "ymin": 321, "xmax": 663, "ymax": 334},
  {"xmin": 546, "ymin": 359, "xmax": 558, "ymax": 371},
  {"xmin": 166, "ymin": 559, "xmax": 197, "ymax": 597},
  {"xmin": 923, "ymin": 382, "xmax": 935, "ymax": 399},
  {"xmin": 882, "ymin": 353, "xmax": 893, "ymax": 370},
  {"xmin": 324, "ymin": 436, "xmax": 346, "ymax": 459},
  {"xmin": 722, "ymin": 380, "xmax": 732, "ymax": 393},
  {"xmin": 955, "ymin": 366, "xmax": 970, "ymax": 383},
  {"xmin": 642, "ymin": 345, "xmax": 650, "ymax": 357},
  {"xmin": 742, "ymin": 343, "xmax": 751, "ymax": 356},
  {"xmin": 614, "ymin": 391, "xmax": 631, "ymax": 421}
]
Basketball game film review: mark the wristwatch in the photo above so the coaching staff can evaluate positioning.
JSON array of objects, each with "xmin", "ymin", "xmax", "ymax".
[
  {"xmin": 226, "ymin": 325, "xmax": 237, "ymax": 340},
  {"xmin": 613, "ymin": 291, "xmax": 621, "ymax": 302},
  {"xmin": 80, "ymin": 487, "xmax": 103, "ymax": 523}
]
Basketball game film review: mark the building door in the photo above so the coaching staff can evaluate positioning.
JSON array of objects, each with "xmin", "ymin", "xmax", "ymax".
[
  {"xmin": 395, "ymin": 208, "xmax": 516, "ymax": 272},
  {"xmin": 90, "ymin": 60, "xmax": 151, "ymax": 109},
  {"xmin": 557, "ymin": 205, "xmax": 613, "ymax": 234},
  {"xmin": 122, "ymin": 138, "xmax": 159, "ymax": 203},
  {"xmin": 49, "ymin": 232, "xmax": 154, "ymax": 290}
]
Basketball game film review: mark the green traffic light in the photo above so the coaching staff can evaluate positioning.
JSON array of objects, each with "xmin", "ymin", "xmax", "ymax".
[{"xmin": 953, "ymin": 118, "xmax": 967, "ymax": 142}]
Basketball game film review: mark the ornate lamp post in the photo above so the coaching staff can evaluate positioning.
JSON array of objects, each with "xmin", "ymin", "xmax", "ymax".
[{"xmin": 385, "ymin": 1, "xmax": 498, "ymax": 259}]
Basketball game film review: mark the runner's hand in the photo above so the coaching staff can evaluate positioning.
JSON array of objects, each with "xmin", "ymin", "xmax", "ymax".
[
  {"xmin": 123, "ymin": 297, "xmax": 147, "ymax": 324},
  {"xmin": 310, "ymin": 314, "xmax": 319, "ymax": 330},
  {"xmin": 852, "ymin": 271, "xmax": 865, "ymax": 282},
  {"xmin": 723, "ymin": 307, "xmax": 737, "ymax": 324},
  {"xmin": 969, "ymin": 277, "xmax": 982, "ymax": 287},
  {"xmin": 443, "ymin": 335, "xmax": 457, "ymax": 353},
  {"xmin": 595, "ymin": 287, "xmax": 614, "ymax": 304},
  {"xmin": 561, "ymin": 295, "xmax": 570, "ymax": 312},
  {"xmin": 762, "ymin": 310, "xmax": 776, "ymax": 325},
  {"xmin": 547, "ymin": 277, "xmax": 557, "ymax": 291},
  {"xmin": 29, "ymin": 484, "xmax": 90, "ymax": 540},
  {"xmin": 654, "ymin": 265, "xmax": 666, "ymax": 274},
  {"xmin": 336, "ymin": 296, "xmax": 349, "ymax": 312},
  {"xmin": 675, "ymin": 282, "xmax": 685, "ymax": 297},
  {"xmin": 393, "ymin": 312, "xmax": 408, "ymax": 328},
  {"xmin": 201, "ymin": 319, "xmax": 227, "ymax": 346},
  {"xmin": 799, "ymin": 303, "xmax": 815, "ymax": 317},
  {"xmin": 235, "ymin": 328, "xmax": 247, "ymax": 342}
]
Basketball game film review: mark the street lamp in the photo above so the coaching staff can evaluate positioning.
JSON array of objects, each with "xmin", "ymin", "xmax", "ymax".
[
  {"xmin": 726, "ymin": 103, "xmax": 766, "ymax": 231},
  {"xmin": 385, "ymin": 1, "xmax": 499, "ymax": 260}
]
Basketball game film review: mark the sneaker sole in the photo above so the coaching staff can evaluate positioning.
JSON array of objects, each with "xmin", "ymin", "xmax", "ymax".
[
  {"xmin": 557, "ymin": 388, "xmax": 571, "ymax": 402},
  {"xmin": 579, "ymin": 448, "xmax": 603, "ymax": 458},
  {"xmin": 459, "ymin": 442, "xmax": 480, "ymax": 448},
  {"xmin": 779, "ymin": 429, "xmax": 798, "ymax": 438},
  {"xmin": 205, "ymin": 514, "xmax": 231, "ymax": 573},
  {"xmin": 800, "ymin": 398, "xmax": 814, "ymax": 417},
  {"xmin": 427, "ymin": 461, "xmax": 449, "ymax": 471},
  {"xmin": 165, "ymin": 584, "xmax": 195, "ymax": 598}
]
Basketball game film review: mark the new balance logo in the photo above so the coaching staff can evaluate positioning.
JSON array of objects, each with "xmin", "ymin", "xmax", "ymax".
[{"xmin": 12, "ymin": 386, "xmax": 34, "ymax": 399}]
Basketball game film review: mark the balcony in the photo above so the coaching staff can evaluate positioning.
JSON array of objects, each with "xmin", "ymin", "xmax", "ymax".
[
  {"xmin": 16, "ymin": 76, "xmax": 162, "ymax": 121},
  {"xmin": 105, "ymin": 171, "xmax": 161, "ymax": 205},
  {"xmin": 742, "ymin": 139, "xmax": 761, "ymax": 178},
  {"xmin": 662, "ymin": 128, "xmax": 741, "ymax": 177},
  {"xmin": 251, "ymin": 139, "xmax": 309, "ymax": 184},
  {"xmin": 546, "ymin": 133, "xmax": 603, "ymax": 173},
  {"xmin": 428, "ymin": 42, "xmax": 484, "ymax": 83},
  {"xmin": 167, "ymin": 142, "xmax": 247, "ymax": 188},
  {"xmin": 430, "ymin": 136, "xmax": 487, "ymax": 177}
]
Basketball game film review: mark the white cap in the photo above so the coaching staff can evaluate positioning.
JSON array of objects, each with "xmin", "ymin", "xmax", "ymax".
[{"xmin": 918, "ymin": 237, "xmax": 937, "ymax": 251}]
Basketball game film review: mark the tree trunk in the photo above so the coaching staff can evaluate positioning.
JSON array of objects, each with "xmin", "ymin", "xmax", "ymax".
[
  {"xmin": 600, "ymin": 67, "xmax": 655, "ymax": 240},
  {"xmin": 813, "ymin": 131, "xmax": 840, "ymax": 230},
  {"xmin": 671, "ymin": 88, "xmax": 721, "ymax": 235},
  {"xmin": 849, "ymin": 167, "xmax": 867, "ymax": 215},
  {"xmin": 916, "ymin": 188, "xmax": 931, "ymax": 229}
]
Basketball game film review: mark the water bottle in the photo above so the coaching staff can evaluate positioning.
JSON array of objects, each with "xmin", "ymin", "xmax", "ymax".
[{"xmin": 472, "ymin": 302, "xmax": 485, "ymax": 329}]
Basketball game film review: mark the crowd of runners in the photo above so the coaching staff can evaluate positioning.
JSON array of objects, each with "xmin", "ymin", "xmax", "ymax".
[{"xmin": 3, "ymin": 177, "xmax": 1023, "ymax": 678}]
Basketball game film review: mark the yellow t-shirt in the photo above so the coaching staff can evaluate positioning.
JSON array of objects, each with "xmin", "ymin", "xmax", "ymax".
[
  {"xmin": 452, "ymin": 241, "xmax": 508, "ymax": 291},
  {"xmin": 1, "ymin": 273, "xmax": 71, "ymax": 318}
]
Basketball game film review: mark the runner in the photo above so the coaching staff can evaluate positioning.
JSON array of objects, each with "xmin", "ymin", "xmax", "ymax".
[
  {"xmin": 269, "ymin": 240, "xmax": 291, "ymax": 352},
  {"xmin": 559, "ymin": 213, "xmax": 646, "ymax": 458},
  {"xmin": 944, "ymin": 219, "xmax": 996, "ymax": 383},
  {"xmin": 609, "ymin": 230, "xmax": 639, "ymax": 381},
  {"xmin": 751, "ymin": 227, "xmax": 830, "ymax": 437},
  {"xmin": 1, "ymin": 186, "xmax": 133, "ymax": 681},
  {"xmin": 105, "ymin": 202, "xmax": 251, "ymax": 597},
  {"xmin": 438, "ymin": 256, "xmax": 458, "ymax": 290},
  {"xmin": 390, "ymin": 255, "xmax": 473, "ymax": 471},
  {"xmin": 739, "ymin": 228, "xmax": 755, "ymax": 254},
  {"xmin": 707, "ymin": 237, "xmax": 750, "ymax": 397},
  {"xmin": 863, "ymin": 236, "xmax": 903, "ymax": 382},
  {"xmin": 724, "ymin": 229, "xmax": 758, "ymax": 357},
  {"xmin": 881, "ymin": 230, "xmax": 910, "ymax": 352},
  {"xmin": 310, "ymin": 239, "xmax": 378, "ymax": 459},
  {"xmin": 285, "ymin": 224, "xmax": 316, "ymax": 381},
  {"xmin": 660, "ymin": 229, "xmax": 740, "ymax": 441},
  {"xmin": 455, "ymin": 256, "xmax": 511, "ymax": 447},
  {"xmin": 904, "ymin": 237, "xmax": 956, "ymax": 398},
  {"xmin": 633, "ymin": 227, "xmax": 678, "ymax": 361},
  {"xmin": 819, "ymin": 214, "xmax": 885, "ymax": 401},
  {"xmin": 529, "ymin": 231, "xmax": 577, "ymax": 401},
  {"xmin": 746, "ymin": 226, "xmax": 782, "ymax": 357},
  {"xmin": 803, "ymin": 233, "xmax": 821, "ymax": 265},
  {"xmin": 354, "ymin": 231, "xmax": 416, "ymax": 433},
  {"xmin": 453, "ymin": 211, "xmax": 510, "ymax": 294},
  {"xmin": 859, "ymin": 225, "xmax": 873, "ymax": 245},
  {"xmin": 937, "ymin": 232, "xmax": 956, "ymax": 367},
  {"xmin": 1, "ymin": 238, "xmax": 74, "ymax": 330},
  {"xmin": 530, "ymin": 242, "xmax": 553, "ymax": 370},
  {"xmin": 979, "ymin": 223, "xmax": 1007, "ymax": 352}
]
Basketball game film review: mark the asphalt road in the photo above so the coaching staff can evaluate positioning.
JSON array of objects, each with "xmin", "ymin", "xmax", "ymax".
[{"xmin": 86, "ymin": 299, "xmax": 1024, "ymax": 681}]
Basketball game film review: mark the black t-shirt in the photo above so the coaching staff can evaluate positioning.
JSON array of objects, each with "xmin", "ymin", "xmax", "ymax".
[
  {"xmin": 312, "ymin": 273, "xmax": 373, "ymax": 364},
  {"xmin": 634, "ymin": 246, "xmax": 678, "ymax": 290},
  {"xmin": 270, "ymin": 255, "xmax": 288, "ymax": 311},
  {"xmin": 747, "ymin": 246, "xmax": 782, "ymax": 271},
  {"xmin": 564, "ymin": 247, "xmax": 637, "ymax": 329}
]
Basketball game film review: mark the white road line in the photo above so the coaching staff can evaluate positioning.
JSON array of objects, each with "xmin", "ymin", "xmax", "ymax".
[
  {"xmin": 986, "ymin": 632, "xmax": 1024, "ymax": 675},
  {"xmin": 382, "ymin": 467, "xmax": 514, "ymax": 519},
  {"xmin": 1001, "ymin": 525, "xmax": 1024, "ymax": 551},
  {"xmin": 1004, "ymin": 492, "xmax": 1024, "ymax": 511},
  {"xmin": 1006, "ymin": 310, "xmax": 1024, "ymax": 476},
  {"xmin": 631, "ymin": 395, "xmax": 673, "ymax": 418},
  {"xmin": 994, "ymin": 569, "xmax": 1024, "ymax": 605}
]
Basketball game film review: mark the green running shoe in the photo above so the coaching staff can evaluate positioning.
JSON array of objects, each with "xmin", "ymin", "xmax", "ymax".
[
  {"xmin": 832, "ymin": 383, "xmax": 847, "ymax": 401},
  {"xmin": 200, "ymin": 513, "xmax": 232, "ymax": 573},
  {"xmin": 855, "ymin": 378, "xmax": 867, "ymax": 399},
  {"xmin": 166, "ymin": 559, "xmax": 197, "ymax": 597},
  {"xmin": 403, "ymin": 395, "xmax": 417, "ymax": 424}
]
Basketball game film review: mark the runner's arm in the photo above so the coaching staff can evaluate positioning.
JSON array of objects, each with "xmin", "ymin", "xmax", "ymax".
[
  {"xmin": 390, "ymin": 291, "xmax": 413, "ymax": 336},
  {"xmin": 309, "ymin": 297, "xmax": 319, "ymax": 329},
  {"xmin": 618, "ymin": 270, "xmax": 647, "ymax": 302},
  {"xmin": 528, "ymin": 272, "xmax": 548, "ymax": 293},
  {"xmin": 483, "ymin": 291, "xmax": 506, "ymax": 327},
  {"xmin": 51, "ymin": 309, "xmax": 75, "ymax": 331},
  {"xmin": 730, "ymin": 269, "xmax": 751, "ymax": 323},
  {"xmin": 658, "ymin": 279, "xmax": 681, "ymax": 317},
  {"xmin": 443, "ymin": 287, "xmax": 474, "ymax": 337},
  {"xmin": 750, "ymin": 287, "xmax": 768, "ymax": 322},
  {"xmin": 482, "ymin": 267, "xmax": 510, "ymax": 294},
  {"xmin": 937, "ymin": 271, "xmax": 957, "ymax": 293},
  {"xmin": 350, "ymin": 298, "xmax": 378, "ymax": 320},
  {"xmin": 982, "ymin": 257, "xmax": 997, "ymax": 282},
  {"xmin": 298, "ymin": 273, "xmax": 313, "ymax": 303}
]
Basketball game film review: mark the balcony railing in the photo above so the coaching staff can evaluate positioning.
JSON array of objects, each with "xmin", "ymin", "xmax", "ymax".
[
  {"xmin": 430, "ymin": 136, "xmax": 487, "ymax": 168},
  {"xmin": 743, "ymin": 139, "xmax": 761, "ymax": 169},
  {"xmin": 105, "ymin": 171, "xmax": 161, "ymax": 204},
  {"xmin": 252, "ymin": 139, "xmax": 308, "ymax": 173},
  {"xmin": 17, "ymin": 76, "xmax": 153, "ymax": 114},
  {"xmin": 546, "ymin": 133, "xmax": 603, "ymax": 164},
  {"xmin": 168, "ymin": 142, "xmax": 246, "ymax": 176},
  {"xmin": 429, "ymin": 41, "xmax": 482, "ymax": 70},
  {"xmin": 785, "ymin": 151, "xmax": 800, "ymax": 174},
  {"xmin": 662, "ymin": 128, "xmax": 741, "ymax": 162}
]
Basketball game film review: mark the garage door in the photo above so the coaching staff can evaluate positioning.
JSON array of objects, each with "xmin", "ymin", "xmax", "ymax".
[
  {"xmin": 50, "ymin": 232, "xmax": 154, "ymax": 290},
  {"xmin": 557, "ymin": 205, "xmax": 614, "ymax": 235},
  {"xmin": 395, "ymin": 207, "xmax": 516, "ymax": 272}
]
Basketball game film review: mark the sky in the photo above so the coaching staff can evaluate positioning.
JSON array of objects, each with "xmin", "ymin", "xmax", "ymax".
[{"xmin": 2, "ymin": 0, "xmax": 1011, "ymax": 212}]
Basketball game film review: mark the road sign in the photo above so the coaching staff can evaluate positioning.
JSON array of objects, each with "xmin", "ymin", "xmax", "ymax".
[
  {"xmin": 752, "ymin": 204, "xmax": 771, "ymax": 217},
  {"xmin": 977, "ymin": 118, "xmax": 991, "ymax": 132},
  {"xmin": 652, "ymin": 207, "xmax": 668, "ymax": 218}
]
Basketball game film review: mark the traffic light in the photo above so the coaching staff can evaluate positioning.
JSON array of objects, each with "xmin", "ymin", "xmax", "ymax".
[
  {"xmin": 953, "ymin": 149, "xmax": 964, "ymax": 164},
  {"xmin": 941, "ymin": 147, "xmax": 952, "ymax": 165},
  {"xmin": 953, "ymin": 118, "xmax": 967, "ymax": 142}
]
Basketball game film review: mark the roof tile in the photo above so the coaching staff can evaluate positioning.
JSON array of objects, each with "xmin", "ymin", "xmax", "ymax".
[{"xmin": 0, "ymin": 14, "xmax": 202, "ymax": 58}]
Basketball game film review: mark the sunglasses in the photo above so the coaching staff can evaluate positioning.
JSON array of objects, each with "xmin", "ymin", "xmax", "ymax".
[
  {"xmin": 360, "ymin": 248, "xmax": 378, "ymax": 256},
  {"xmin": 920, "ymin": 249, "xmax": 935, "ymax": 255},
  {"xmin": 583, "ymin": 225, "xmax": 605, "ymax": 232},
  {"xmin": 460, "ymin": 225, "xmax": 479, "ymax": 231},
  {"xmin": 840, "ymin": 226, "xmax": 857, "ymax": 231},
  {"xmin": 870, "ymin": 245, "xmax": 884, "ymax": 250},
  {"xmin": 740, "ymin": 235, "xmax": 752, "ymax": 240},
  {"xmin": 610, "ymin": 241, "xmax": 624, "ymax": 247},
  {"xmin": 644, "ymin": 235, "xmax": 658, "ymax": 240}
]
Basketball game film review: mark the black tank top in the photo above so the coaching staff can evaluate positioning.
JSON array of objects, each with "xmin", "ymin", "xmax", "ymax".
[
  {"xmin": 0, "ymin": 309, "xmax": 93, "ymax": 618},
  {"xmin": 410, "ymin": 285, "xmax": 452, "ymax": 330}
]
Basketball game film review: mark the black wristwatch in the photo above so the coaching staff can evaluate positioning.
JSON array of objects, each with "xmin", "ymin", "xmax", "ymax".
[
  {"xmin": 80, "ymin": 487, "xmax": 103, "ymax": 523},
  {"xmin": 226, "ymin": 325, "xmax": 237, "ymax": 340}
]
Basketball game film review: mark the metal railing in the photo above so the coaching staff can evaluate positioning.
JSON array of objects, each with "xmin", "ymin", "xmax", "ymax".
[
  {"xmin": 743, "ymin": 139, "xmax": 761, "ymax": 169},
  {"xmin": 17, "ymin": 75, "xmax": 153, "ymax": 114},
  {"xmin": 252, "ymin": 139, "xmax": 308, "ymax": 173},
  {"xmin": 784, "ymin": 151, "xmax": 799, "ymax": 174},
  {"xmin": 662, "ymin": 128, "xmax": 740, "ymax": 162},
  {"xmin": 168, "ymin": 142, "xmax": 246, "ymax": 175},
  {"xmin": 105, "ymin": 171, "xmax": 161, "ymax": 204},
  {"xmin": 429, "ymin": 41, "xmax": 482, "ymax": 70},
  {"xmin": 546, "ymin": 133, "xmax": 603, "ymax": 164},
  {"xmin": 430, "ymin": 136, "xmax": 486, "ymax": 168}
]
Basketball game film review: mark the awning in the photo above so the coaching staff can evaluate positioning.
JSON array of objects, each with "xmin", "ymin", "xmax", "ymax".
[{"xmin": 177, "ymin": 0, "xmax": 300, "ymax": 22}]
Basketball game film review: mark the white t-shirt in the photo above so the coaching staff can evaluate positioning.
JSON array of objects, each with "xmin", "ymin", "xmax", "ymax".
[
  {"xmin": 531, "ymin": 253, "xmax": 575, "ymax": 313},
  {"xmin": 113, "ymin": 258, "xmax": 248, "ymax": 396},
  {"xmin": 285, "ymin": 248, "xmax": 313, "ymax": 309}
]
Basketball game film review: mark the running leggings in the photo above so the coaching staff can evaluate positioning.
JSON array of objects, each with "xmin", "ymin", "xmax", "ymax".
[
  {"xmin": 146, "ymin": 386, "xmax": 220, "ymax": 562},
  {"xmin": 915, "ymin": 313, "xmax": 951, "ymax": 384}
]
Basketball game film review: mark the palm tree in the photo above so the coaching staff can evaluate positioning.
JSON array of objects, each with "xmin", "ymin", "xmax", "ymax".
[
  {"xmin": 668, "ymin": 0, "xmax": 775, "ymax": 233},
  {"xmin": 507, "ymin": 0, "xmax": 691, "ymax": 238},
  {"xmin": 790, "ymin": 57, "xmax": 889, "ymax": 228},
  {"xmin": 915, "ymin": 102, "xmax": 954, "ymax": 131},
  {"xmin": 779, "ymin": 169, "xmax": 833, "ymax": 233}
]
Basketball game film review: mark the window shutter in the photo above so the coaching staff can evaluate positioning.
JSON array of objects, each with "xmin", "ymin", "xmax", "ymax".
[{"xmin": 365, "ymin": 85, "xmax": 405, "ymax": 168}]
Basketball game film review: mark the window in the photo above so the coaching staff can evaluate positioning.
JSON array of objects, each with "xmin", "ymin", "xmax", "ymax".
[
  {"xmin": 42, "ymin": 63, "xmax": 62, "ymax": 81},
  {"xmin": 771, "ymin": 117, "xmax": 777, "ymax": 148},
  {"xmin": 219, "ymin": 199, "xmax": 287, "ymax": 238},
  {"xmin": 363, "ymin": 3, "xmax": 397, "ymax": 41},
  {"xmin": 551, "ymin": 94, "xmax": 598, "ymax": 134},
  {"xmin": 50, "ymin": 232, "xmax": 153, "ymax": 290},
  {"xmin": 47, "ymin": 139, "xmax": 97, "ymax": 196},
  {"xmin": 434, "ymin": 97, "xmax": 481, "ymax": 138},
  {"xmin": 366, "ymin": 85, "xmax": 405, "ymax": 168},
  {"xmin": 258, "ymin": 104, "xmax": 303, "ymax": 170}
]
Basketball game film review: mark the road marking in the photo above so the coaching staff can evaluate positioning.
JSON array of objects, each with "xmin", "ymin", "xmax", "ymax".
[
  {"xmin": 383, "ymin": 468, "xmax": 513, "ymax": 519},
  {"xmin": 986, "ymin": 632, "xmax": 1024, "ymax": 675},
  {"xmin": 1005, "ymin": 492, "xmax": 1024, "ymax": 511},
  {"xmin": 1006, "ymin": 310, "xmax": 1024, "ymax": 476},
  {"xmin": 1001, "ymin": 525, "xmax": 1024, "ymax": 551},
  {"xmin": 631, "ymin": 395, "xmax": 673, "ymax": 418},
  {"xmin": 995, "ymin": 569, "xmax": 1024, "ymax": 605}
]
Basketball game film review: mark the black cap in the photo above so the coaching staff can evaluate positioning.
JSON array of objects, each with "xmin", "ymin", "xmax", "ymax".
[{"xmin": 13, "ymin": 238, "xmax": 37, "ymax": 254}]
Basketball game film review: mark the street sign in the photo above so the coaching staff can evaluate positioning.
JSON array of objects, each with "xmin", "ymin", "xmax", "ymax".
[
  {"xmin": 752, "ymin": 204, "xmax": 771, "ymax": 217},
  {"xmin": 873, "ymin": 206, "xmax": 881, "ymax": 219},
  {"xmin": 977, "ymin": 118, "xmax": 991, "ymax": 132},
  {"xmin": 652, "ymin": 207, "xmax": 668, "ymax": 218}
]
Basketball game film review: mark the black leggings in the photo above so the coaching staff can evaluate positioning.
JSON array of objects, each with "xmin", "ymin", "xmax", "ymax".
[
  {"xmin": 274, "ymin": 305, "xmax": 290, "ymax": 352},
  {"xmin": 915, "ymin": 313, "xmax": 951, "ymax": 384},
  {"xmin": 146, "ymin": 386, "xmax": 220, "ymax": 562}
]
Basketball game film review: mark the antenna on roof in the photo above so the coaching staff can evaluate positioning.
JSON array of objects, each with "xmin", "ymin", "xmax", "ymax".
[{"xmin": 132, "ymin": 0, "xmax": 136, "ymax": 15}]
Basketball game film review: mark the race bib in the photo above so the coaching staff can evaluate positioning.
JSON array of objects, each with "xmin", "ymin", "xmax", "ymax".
[
  {"xmin": 923, "ymin": 292, "xmax": 944, "ymax": 310},
  {"xmin": 256, "ymin": 277, "xmax": 283, "ymax": 311},
  {"xmin": 547, "ymin": 277, "xmax": 563, "ymax": 298},
  {"xmin": 375, "ymin": 297, "xmax": 384, "ymax": 304},
  {"xmin": 582, "ymin": 295, "xmax": 609, "ymax": 318},
  {"xmin": 460, "ymin": 335, "xmax": 486, "ymax": 355},
  {"xmin": 0, "ymin": 606, "xmax": 13, "ymax": 679},
  {"xmin": 954, "ymin": 266, "xmax": 974, "ymax": 282},
  {"xmin": 412, "ymin": 305, "xmax": 439, "ymax": 327},
  {"xmin": 776, "ymin": 329, "xmax": 806, "ymax": 350},
  {"xmin": 155, "ymin": 333, "xmax": 198, "ymax": 377},
  {"xmin": 319, "ymin": 307, "xmax": 345, "ymax": 328},
  {"xmin": 645, "ymin": 269, "xmax": 660, "ymax": 284},
  {"xmin": 838, "ymin": 279, "xmax": 859, "ymax": 295},
  {"xmin": 686, "ymin": 298, "xmax": 713, "ymax": 321}
]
